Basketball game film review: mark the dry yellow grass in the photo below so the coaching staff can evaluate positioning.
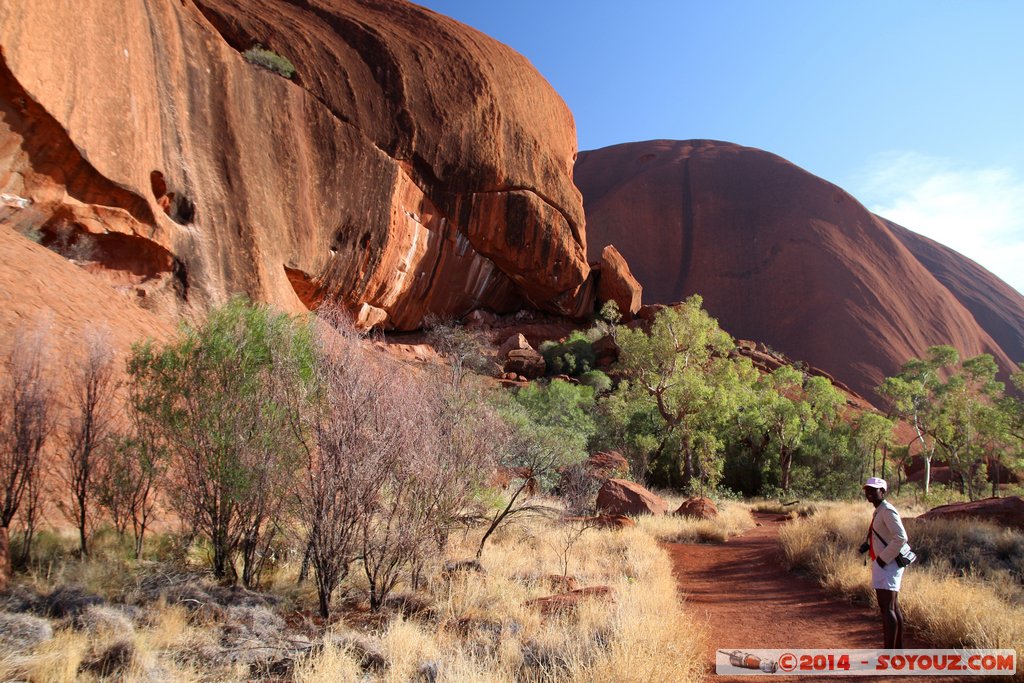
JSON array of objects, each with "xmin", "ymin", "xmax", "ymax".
[
  {"xmin": 2, "ymin": 506, "xmax": 711, "ymax": 682},
  {"xmin": 638, "ymin": 499, "xmax": 755, "ymax": 543},
  {"xmin": 778, "ymin": 501, "xmax": 1024, "ymax": 677},
  {"xmin": 293, "ymin": 509, "xmax": 712, "ymax": 681},
  {"xmin": 0, "ymin": 629, "xmax": 87, "ymax": 683}
]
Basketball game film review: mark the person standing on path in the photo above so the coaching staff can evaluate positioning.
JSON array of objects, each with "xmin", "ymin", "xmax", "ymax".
[{"xmin": 859, "ymin": 477, "xmax": 907, "ymax": 649}]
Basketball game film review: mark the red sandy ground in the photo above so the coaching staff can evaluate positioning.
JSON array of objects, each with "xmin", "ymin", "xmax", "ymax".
[{"xmin": 668, "ymin": 512, "xmax": 963, "ymax": 682}]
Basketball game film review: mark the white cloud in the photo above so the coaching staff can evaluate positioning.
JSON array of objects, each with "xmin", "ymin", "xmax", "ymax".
[{"xmin": 851, "ymin": 151, "xmax": 1024, "ymax": 296}]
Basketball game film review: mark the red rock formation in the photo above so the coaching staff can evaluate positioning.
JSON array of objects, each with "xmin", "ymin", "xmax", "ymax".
[
  {"xmin": 596, "ymin": 478, "xmax": 668, "ymax": 516},
  {"xmin": 0, "ymin": 230, "xmax": 175, "ymax": 367},
  {"xmin": 918, "ymin": 496, "xmax": 1024, "ymax": 531},
  {"xmin": 504, "ymin": 348, "xmax": 546, "ymax": 379},
  {"xmin": 1, "ymin": 0, "xmax": 591, "ymax": 330},
  {"xmin": 884, "ymin": 219, "xmax": 1024, "ymax": 366},
  {"xmin": 575, "ymin": 140, "xmax": 1021, "ymax": 401},
  {"xmin": 674, "ymin": 496, "xmax": 719, "ymax": 520},
  {"xmin": 497, "ymin": 333, "xmax": 531, "ymax": 360},
  {"xmin": 595, "ymin": 245, "xmax": 642, "ymax": 319},
  {"xmin": 584, "ymin": 451, "xmax": 631, "ymax": 481}
]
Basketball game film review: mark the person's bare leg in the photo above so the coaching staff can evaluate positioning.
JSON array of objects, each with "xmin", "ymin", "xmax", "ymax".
[
  {"xmin": 875, "ymin": 589, "xmax": 898, "ymax": 649},
  {"xmin": 893, "ymin": 591, "xmax": 904, "ymax": 648}
]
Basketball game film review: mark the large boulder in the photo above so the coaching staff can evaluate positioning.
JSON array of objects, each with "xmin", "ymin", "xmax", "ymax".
[
  {"xmin": 905, "ymin": 465, "xmax": 956, "ymax": 486},
  {"xmin": 0, "ymin": 0, "xmax": 591, "ymax": 331},
  {"xmin": 526, "ymin": 586, "xmax": 613, "ymax": 615},
  {"xmin": 576, "ymin": 140, "xmax": 1023, "ymax": 402},
  {"xmin": 498, "ymin": 333, "xmax": 532, "ymax": 360},
  {"xmin": 505, "ymin": 348, "xmax": 546, "ymax": 379},
  {"xmin": 596, "ymin": 244, "xmax": 642, "ymax": 319},
  {"xmin": 596, "ymin": 478, "xmax": 668, "ymax": 516},
  {"xmin": 918, "ymin": 496, "xmax": 1024, "ymax": 531},
  {"xmin": 673, "ymin": 496, "xmax": 719, "ymax": 520}
]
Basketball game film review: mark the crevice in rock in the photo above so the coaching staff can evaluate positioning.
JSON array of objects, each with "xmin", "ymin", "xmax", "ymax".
[
  {"xmin": 150, "ymin": 170, "xmax": 196, "ymax": 225},
  {"xmin": 284, "ymin": 265, "xmax": 323, "ymax": 310},
  {"xmin": 0, "ymin": 54, "xmax": 157, "ymax": 227},
  {"xmin": 38, "ymin": 211, "xmax": 174, "ymax": 285}
]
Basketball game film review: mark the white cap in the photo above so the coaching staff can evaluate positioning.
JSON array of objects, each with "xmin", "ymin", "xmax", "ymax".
[{"xmin": 864, "ymin": 476, "xmax": 887, "ymax": 491}]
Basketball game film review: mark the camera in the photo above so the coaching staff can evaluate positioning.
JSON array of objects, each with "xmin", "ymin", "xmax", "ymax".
[{"xmin": 858, "ymin": 542, "xmax": 870, "ymax": 555}]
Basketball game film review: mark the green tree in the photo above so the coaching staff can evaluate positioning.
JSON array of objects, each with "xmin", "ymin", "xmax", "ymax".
[
  {"xmin": 878, "ymin": 345, "xmax": 959, "ymax": 495},
  {"xmin": 613, "ymin": 296, "xmax": 754, "ymax": 492},
  {"xmin": 930, "ymin": 354, "xmax": 1004, "ymax": 499},
  {"xmin": 129, "ymin": 298, "xmax": 315, "ymax": 584},
  {"xmin": 473, "ymin": 387, "xmax": 584, "ymax": 559},
  {"xmin": 850, "ymin": 412, "xmax": 895, "ymax": 481},
  {"xmin": 880, "ymin": 347, "xmax": 1007, "ymax": 499},
  {"xmin": 753, "ymin": 367, "xmax": 843, "ymax": 493},
  {"xmin": 511, "ymin": 379, "xmax": 597, "ymax": 466},
  {"xmin": 995, "ymin": 364, "xmax": 1024, "ymax": 493}
]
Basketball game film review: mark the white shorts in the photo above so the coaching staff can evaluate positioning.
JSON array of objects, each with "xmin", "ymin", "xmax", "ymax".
[{"xmin": 872, "ymin": 559, "xmax": 905, "ymax": 591}]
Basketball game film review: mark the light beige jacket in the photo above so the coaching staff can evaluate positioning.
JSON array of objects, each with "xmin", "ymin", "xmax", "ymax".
[{"xmin": 870, "ymin": 500, "xmax": 909, "ymax": 565}]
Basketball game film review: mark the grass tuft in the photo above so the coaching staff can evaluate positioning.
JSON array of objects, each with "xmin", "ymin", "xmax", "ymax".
[{"xmin": 243, "ymin": 44, "xmax": 296, "ymax": 79}]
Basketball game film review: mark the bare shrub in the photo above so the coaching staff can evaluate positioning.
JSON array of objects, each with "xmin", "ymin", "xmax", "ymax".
[
  {"xmin": 95, "ymin": 358, "xmax": 165, "ymax": 557},
  {"xmin": 548, "ymin": 515, "xmax": 602, "ymax": 579},
  {"xmin": 300, "ymin": 314, "xmax": 397, "ymax": 617},
  {"xmin": 557, "ymin": 462, "xmax": 603, "ymax": 515},
  {"xmin": 424, "ymin": 315, "xmax": 495, "ymax": 384},
  {"xmin": 1, "ymin": 322, "xmax": 56, "ymax": 581},
  {"xmin": 59, "ymin": 327, "xmax": 119, "ymax": 556},
  {"xmin": 301, "ymin": 309, "xmax": 496, "ymax": 616},
  {"xmin": 95, "ymin": 412, "xmax": 163, "ymax": 559}
]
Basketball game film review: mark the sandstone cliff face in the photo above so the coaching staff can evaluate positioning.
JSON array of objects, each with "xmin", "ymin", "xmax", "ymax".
[
  {"xmin": 575, "ymin": 139, "xmax": 1021, "ymax": 401},
  {"xmin": 0, "ymin": 0, "xmax": 590, "ymax": 330}
]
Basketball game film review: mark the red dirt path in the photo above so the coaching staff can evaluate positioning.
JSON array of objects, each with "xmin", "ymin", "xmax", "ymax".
[{"xmin": 668, "ymin": 512, "xmax": 960, "ymax": 681}]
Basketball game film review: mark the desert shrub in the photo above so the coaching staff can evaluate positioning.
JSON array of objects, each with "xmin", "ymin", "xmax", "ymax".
[
  {"xmin": 578, "ymin": 369, "xmax": 612, "ymax": 393},
  {"xmin": 539, "ymin": 330, "xmax": 599, "ymax": 377},
  {"xmin": 908, "ymin": 517, "xmax": 1024, "ymax": 594},
  {"xmin": 0, "ymin": 611, "xmax": 53, "ymax": 652},
  {"xmin": 301, "ymin": 311, "xmax": 498, "ymax": 616},
  {"xmin": 242, "ymin": 45, "xmax": 296, "ymax": 79},
  {"xmin": 128, "ymin": 298, "xmax": 316, "ymax": 585},
  {"xmin": 510, "ymin": 379, "xmax": 597, "ymax": 468},
  {"xmin": 750, "ymin": 499, "xmax": 818, "ymax": 518},
  {"xmin": 425, "ymin": 315, "xmax": 495, "ymax": 382}
]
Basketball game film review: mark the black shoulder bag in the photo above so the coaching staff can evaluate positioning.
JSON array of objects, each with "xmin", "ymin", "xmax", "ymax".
[{"xmin": 871, "ymin": 517, "xmax": 917, "ymax": 568}]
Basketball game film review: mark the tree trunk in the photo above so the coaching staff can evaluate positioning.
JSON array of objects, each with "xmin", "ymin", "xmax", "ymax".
[
  {"xmin": 681, "ymin": 446, "xmax": 694, "ymax": 490},
  {"xmin": 0, "ymin": 526, "xmax": 10, "ymax": 591},
  {"xmin": 78, "ymin": 517, "xmax": 88, "ymax": 557},
  {"xmin": 780, "ymin": 448, "xmax": 792, "ymax": 492},
  {"xmin": 923, "ymin": 455, "xmax": 931, "ymax": 497},
  {"xmin": 298, "ymin": 540, "xmax": 313, "ymax": 584},
  {"xmin": 317, "ymin": 577, "xmax": 331, "ymax": 619}
]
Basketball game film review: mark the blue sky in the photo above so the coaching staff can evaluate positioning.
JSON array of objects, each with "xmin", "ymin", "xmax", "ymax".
[{"xmin": 413, "ymin": 1, "xmax": 1024, "ymax": 294}]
